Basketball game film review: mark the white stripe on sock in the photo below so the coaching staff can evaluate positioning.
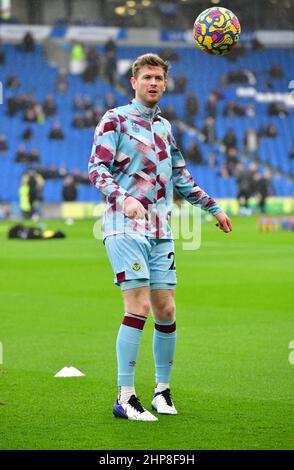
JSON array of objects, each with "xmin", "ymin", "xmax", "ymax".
[
  {"xmin": 119, "ymin": 386, "xmax": 136, "ymax": 403},
  {"xmin": 155, "ymin": 383, "xmax": 170, "ymax": 394}
]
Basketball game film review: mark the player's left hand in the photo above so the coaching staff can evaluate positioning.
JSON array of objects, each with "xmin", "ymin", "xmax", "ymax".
[{"xmin": 214, "ymin": 211, "xmax": 232, "ymax": 233}]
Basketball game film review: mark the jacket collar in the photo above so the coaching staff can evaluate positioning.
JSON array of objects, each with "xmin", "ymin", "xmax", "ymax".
[{"xmin": 129, "ymin": 99, "xmax": 161, "ymax": 120}]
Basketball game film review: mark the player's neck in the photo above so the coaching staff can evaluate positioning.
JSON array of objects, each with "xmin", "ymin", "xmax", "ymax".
[{"xmin": 134, "ymin": 97, "xmax": 157, "ymax": 110}]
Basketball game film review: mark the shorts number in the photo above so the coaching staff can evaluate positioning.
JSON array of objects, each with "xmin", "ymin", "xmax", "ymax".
[{"xmin": 168, "ymin": 251, "xmax": 176, "ymax": 270}]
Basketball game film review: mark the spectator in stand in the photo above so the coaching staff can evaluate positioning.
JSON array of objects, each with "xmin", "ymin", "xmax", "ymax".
[
  {"xmin": 223, "ymin": 101, "xmax": 245, "ymax": 117},
  {"xmin": 222, "ymin": 128, "xmax": 237, "ymax": 153},
  {"xmin": 0, "ymin": 44, "xmax": 5, "ymax": 66},
  {"xmin": 23, "ymin": 108, "xmax": 37, "ymax": 123},
  {"xmin": 219, "ymin": 164, "xmax": 230, "ymax": 179},
  {"xmin": 201, "ymin": 117, "xmax": 217, "ymax": 144},
  {"xmin": 15, "ymin": 144, "xmax": 28, "ymax": 163},
  {"xmin": 174, "ymin": 73, "xmax": 187, "ymax": 94},
  {"xmin": 226, "ymin": 147, "xmax": 239, "ymax": 176},
  {"xmin": 21, "ymin": 127, "xmax": 33, "ymax": 141},
  {"xmin": 104, "ymin": 50, "xmax": 117, "ymax": 86},
  {"xmin": 88, "ymin": 47, "xmax": 101, "ymax": 73},
  {"xmin": 6, "ymin": 74, "xmax": 20, "ymax": 89},
  {"xmin": 289, "ymin": 145, "xmax": 294, "ymax": 160},
  {"xmin": 19, "ymin": 174, "xmax": 31, "ymax": 219},
  {"xmin": 48, "ymin": 121, "xmax": 65, "ymax": 140},
  {"xmin": 35, "ymin": 163, "xmax": 47, "ymax": 179},
  {"xmin": 265, "ymin": 123, "xmax": 277, "ymax": 138},
  {"xmin": 21, "ymin": 92, "xmax": 37, "ymax": 113},
  {"xmin": 45, "ymin": 164, "xmax": 59, "ymax": 179},
  {"xmin": 43, "ymin": 95, "xmax": 57, "ymax": 117},
  {"xmin": 226, "ymin": 69, "xmax": 256, "ymax": 85},
  {"xmin": 70, "ymin": 42, "xmax": 86, "ymax": 75},
  {"xmin": 73, "ymin": 94, "xmax": 85, "ymax": 111},
  {"xmin": 56, "ymin": 69, "xmax": 68, "ymax": 94},
  {"xmin": 208, "ymin": 151, "xmax": 217, "ymax": 168},
  {"xmin": 234, "ymin": 162, "xmax": 256, "ymax": 211},
  {"xmin": 0, "ymin": 134, "xmax": 9, "ymax": 152},
  {"xmin": 35, "ymin": 104, "xmax": 45, "ymax": 124},
  {"xmin": 7, "ymin": 95, "xmax": 19, "ymax": 116},
  {"xmin": 246, "ymin": 102, "xmax": 256, "ymax": 118},
  {"xmin": 83, "ymin": 96, "xmax": 93, "ymax": 110},
  {"xmin": 26, "ymin": 148, "xmax": 40, "ymax": 164},
  {"xmin": 72, "ymin": 112, "xmax": 84, "ymax": 129},
  {"xmin": 104, "ymin": 38, "xmax": 117, "ymax": 54},
  {"xmin": 211, "ymin": 87, "xmax": 222, "ymax": 102},
  {"xmin": 205, "ymin": 93, "xmax": 217, "ymax": 118},
  {"xmin": 82, "ymin": 47, "xmax": 100, "ymax": 83},
  {"xmin": 269, "ymin": 63, "xmax": 284, "ymax": 79},
  {"xmin": 72, "ymin": 168, "xmax": 83, "ymax": 183},
  {"xmin": 84, "ymin": 109, "xmax": 96, "ymax": 129},
  {"xmin": 20, "ymin": 32, "xmax": 35, "ymax": 52},
  {"xmin": 268, "ymin": 101, "xmax": 289, "ymax": 117},
  {"xmin": 258, "ymin": 124, "xmax": 266, "ymax": 138},
  {"xmin": 244, "ymin": 128, "xmax": 259, "ymax": 160},
  {"xmin": 27, "ymin": 169, "xmax": 44, "ymax": 219},
  {"xmin": 58, "ymin": 164, "xmax": 67, "ymax": 178},
  {"xmin": 185, "ymin": 141, "xmax": 203, "ymax": 165},
  {"xmin": 62, "ymin": 175, "xmax": 78, "ymax": 202},
  {"xmin": 254, "ymin": 171, "xmax": 271, "ymax": 213},
  {"xmin": 184, "ymin": 93, "xmax": 199, "ymax": 123}
]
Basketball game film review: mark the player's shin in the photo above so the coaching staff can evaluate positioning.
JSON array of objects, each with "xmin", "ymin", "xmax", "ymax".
[
  {"xmin": 153, "ymin": 318, "xmax": 176, "ymax": 386},
  {"xmin": 116, "ymin": 312, "xmax": 147, "ymax": 403}
]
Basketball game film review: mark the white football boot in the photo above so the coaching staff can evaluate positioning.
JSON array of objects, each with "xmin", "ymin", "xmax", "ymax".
[
  {"xmin": 113, "ymin": 395, "xmax": 158, "ymax": 421},
  {"xmin": 151, "ymin": 388, "xmax": 178, "ymax": 415}
]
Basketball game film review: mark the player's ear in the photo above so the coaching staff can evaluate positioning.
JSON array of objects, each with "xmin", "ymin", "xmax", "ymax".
[{"xmin": 130, "ymin": 77, "xmax": 136, "ymax": 91}]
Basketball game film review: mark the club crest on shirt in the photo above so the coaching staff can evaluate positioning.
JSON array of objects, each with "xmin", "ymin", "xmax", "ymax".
[{"xmin": 131, "ymin": 260, "xmax": 142, "ymax": 271}]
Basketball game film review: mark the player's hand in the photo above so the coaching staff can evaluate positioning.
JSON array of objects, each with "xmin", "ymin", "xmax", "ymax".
[
  {"xmin": 123, "ymin": 196, "xmax": 148, "ymax": 220},
  {"xmin": 214, "ymin": 211, "xmax": 232, "ymax": 233}
]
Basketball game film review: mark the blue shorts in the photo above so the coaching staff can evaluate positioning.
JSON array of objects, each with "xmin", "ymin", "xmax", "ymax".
[{"xmin": 104, "ymin": 234, "xmax": 177, "ymax": 291}]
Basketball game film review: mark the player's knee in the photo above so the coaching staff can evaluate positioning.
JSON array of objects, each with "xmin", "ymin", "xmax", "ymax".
[
  {"xmin": 137, "ymin": 299, "xmax": 151, "ymax": 316},
  {"xmin": 124, "ymin": 296, "xmax": 150, "ymax": 316},
  {"xmin": 155, "ymin": 303, "xmax": 175, "ymax": 321}
]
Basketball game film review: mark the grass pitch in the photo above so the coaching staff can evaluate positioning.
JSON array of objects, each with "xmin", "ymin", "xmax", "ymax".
[{"xmin": 0, "ymin": 216, "xmax": 293, "ymax": 450}]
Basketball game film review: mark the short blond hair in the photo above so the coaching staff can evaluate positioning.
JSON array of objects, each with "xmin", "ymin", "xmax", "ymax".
[{"xmin": 132, "ymin": 53, "xmax": 170, "ymax": 79}]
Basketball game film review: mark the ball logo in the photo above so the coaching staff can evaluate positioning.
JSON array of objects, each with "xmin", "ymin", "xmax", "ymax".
[{"xmin": 289, "ymin": 340, "xmax": 294, "ymax": 365}]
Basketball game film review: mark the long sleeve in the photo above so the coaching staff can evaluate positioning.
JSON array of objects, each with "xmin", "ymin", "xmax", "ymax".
[
  {"xmin": 88, "ymin": 110, "xmax": 130, "ymax": 210},
  {"xmin": 171, "ymin": 133, "xmax": 222, "ymax": 215}
]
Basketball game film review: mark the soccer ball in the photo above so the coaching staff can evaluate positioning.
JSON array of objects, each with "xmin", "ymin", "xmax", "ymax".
[{"xmin": 193, "ymin": 7, "xmax": 241, "ymax": 56}]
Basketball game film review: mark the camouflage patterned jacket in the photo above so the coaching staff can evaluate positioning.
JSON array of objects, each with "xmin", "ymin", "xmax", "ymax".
[{"xmin": 88, "ymin": 99, "xmax": 222, "ymax": 239}]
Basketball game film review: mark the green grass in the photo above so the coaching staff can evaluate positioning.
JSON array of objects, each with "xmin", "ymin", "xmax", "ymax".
[{"xmin": 0, "ymin": 216, "xmax": 293, "ymax": 450}]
